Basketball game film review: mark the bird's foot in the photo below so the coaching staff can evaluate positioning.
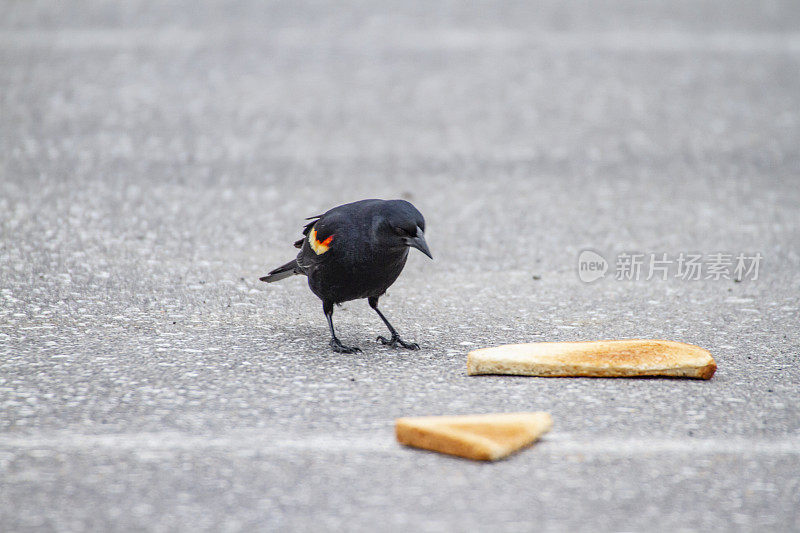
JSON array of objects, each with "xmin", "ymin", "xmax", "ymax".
[
  {"xmin": 377, "ymin": 334, "xmax": 420, "ymax": 350},
  {"xmin": 330, "ymin": 338, "xmax": 361, "ymax": 354}
]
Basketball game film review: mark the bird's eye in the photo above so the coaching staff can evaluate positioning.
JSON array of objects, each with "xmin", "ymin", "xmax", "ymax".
[{"xmin": 395, "ymin": 227, "xmax": 413, "ymax": 237}]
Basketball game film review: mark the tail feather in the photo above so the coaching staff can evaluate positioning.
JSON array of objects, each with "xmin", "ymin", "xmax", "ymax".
[{"xmin": 260, "ymin": 259, "xmax": 302, "ymax": 283}]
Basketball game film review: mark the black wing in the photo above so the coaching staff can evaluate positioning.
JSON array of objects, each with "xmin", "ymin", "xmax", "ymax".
[{"xmin": 294, "ymin": 214, "xmax": 323, "ymax": 248}]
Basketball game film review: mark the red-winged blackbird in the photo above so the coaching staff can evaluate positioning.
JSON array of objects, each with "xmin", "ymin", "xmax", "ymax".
[{"xmin": 260, "ymin": 199, "xmax": 432, "ymax": 353}]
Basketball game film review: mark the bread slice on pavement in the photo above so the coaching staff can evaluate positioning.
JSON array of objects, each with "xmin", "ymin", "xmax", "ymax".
[
  {"xmin": 467, "ymin": 339, "xmax": 716, "ymax": 379},
  {"xmin": 395, "ymin": 412, "xmax": 553, "ymax": 461}
]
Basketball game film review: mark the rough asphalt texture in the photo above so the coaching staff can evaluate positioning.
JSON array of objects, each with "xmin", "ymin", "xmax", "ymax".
[{"xmin": 2, "ymin": 1, "xmax": 799, "ymax": 531}]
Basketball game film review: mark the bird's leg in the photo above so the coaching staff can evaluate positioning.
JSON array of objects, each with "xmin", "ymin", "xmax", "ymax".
[
  {"xmin": 323, "ymin": 301, "xmax": 361, "ymax": 354},
  {"xmin": 368, "ymin": 296, "xmax": 420, "ymax": 350}
]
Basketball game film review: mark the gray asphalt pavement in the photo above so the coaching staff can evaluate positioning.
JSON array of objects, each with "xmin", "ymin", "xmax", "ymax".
[{"xmin": 2, "ymin": 1, "xmax": 800, "ymax": 531}]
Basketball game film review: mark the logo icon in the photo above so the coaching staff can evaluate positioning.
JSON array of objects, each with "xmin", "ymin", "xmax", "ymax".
[{"xmin": 578, "ymin": 249, "xmax": 608, "ymax": 283}]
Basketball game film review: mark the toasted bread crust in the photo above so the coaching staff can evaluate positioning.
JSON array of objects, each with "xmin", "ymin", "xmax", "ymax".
[
  {"xmin": 467, "ymin": 339, "xmax": 716, "ymax": 379},
  {"xmin": 396, "ymin": 412, "xmax": 553, "ymax": 461},
  {"xmin": 698, "ymin": 360, "xmax": 717, "ymax": 380},
  {"xmin": 396, "ymin": 424, "xmax": 495, "ymax": 460}
]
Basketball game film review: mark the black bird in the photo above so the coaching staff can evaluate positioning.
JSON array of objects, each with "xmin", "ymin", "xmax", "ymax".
[{"xmin": 260, "ymin": 199, "xmax": 432, "ymax": 353}]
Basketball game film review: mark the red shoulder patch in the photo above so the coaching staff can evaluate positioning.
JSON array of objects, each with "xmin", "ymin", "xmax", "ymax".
[{"xmin": 309, "ymin": 228, "xmax": 333, "ymax": 254}]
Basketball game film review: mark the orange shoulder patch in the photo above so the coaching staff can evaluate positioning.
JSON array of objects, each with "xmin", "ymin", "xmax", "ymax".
[{"xmin": 309, "ymin": 228, "xmax": 334, "ymax": 255}]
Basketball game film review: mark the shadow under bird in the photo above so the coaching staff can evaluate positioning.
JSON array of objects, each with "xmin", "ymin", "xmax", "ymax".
[{"xmin": 260, "ymin": 199, "xmax": 432, "ymax": 353}]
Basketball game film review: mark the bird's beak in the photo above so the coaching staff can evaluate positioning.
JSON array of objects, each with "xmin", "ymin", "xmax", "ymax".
[{"xmin": 406, "ymin": 228, "xmax": 433, "ymax": 259}]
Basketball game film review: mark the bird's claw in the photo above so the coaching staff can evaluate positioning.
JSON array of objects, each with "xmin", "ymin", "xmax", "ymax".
[
  {"xmin": 330, "ymin": 338, "xmax": 361, "ymax": 354},
  {"xmin": 377, "ymin": 335, "xmax": 420, "ymax": 350}
]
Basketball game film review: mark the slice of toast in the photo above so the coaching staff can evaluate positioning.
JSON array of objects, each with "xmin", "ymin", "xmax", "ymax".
[
  {"xmin": 395, "ymin": 412, "xmax": 553, "ymax": 461},
  {"xmin": 467, "ymin": 339, "xmax": 716, "ymax": 379}
]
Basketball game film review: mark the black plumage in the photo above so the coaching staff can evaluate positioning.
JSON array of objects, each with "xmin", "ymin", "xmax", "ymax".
[{"xmin": 260, "ymin": 199, "xmax": 432, "ymax": 353}]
